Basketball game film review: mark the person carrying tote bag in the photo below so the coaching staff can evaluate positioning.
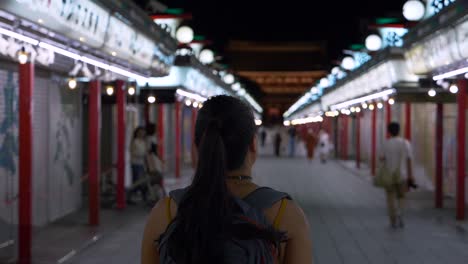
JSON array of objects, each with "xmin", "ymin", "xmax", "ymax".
[{"xmin": 376, "ymin": 122, "xmax": 415, "ymax": 229}]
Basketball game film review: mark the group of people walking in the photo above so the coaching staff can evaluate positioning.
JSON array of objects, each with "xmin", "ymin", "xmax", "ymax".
[
  {"xmin": 260, "ymin": 126, "xmax": 332, "ymax": 163},
  {"xmin": 129, "ymin": 123, "xmax": 165, "ymax": 205}
]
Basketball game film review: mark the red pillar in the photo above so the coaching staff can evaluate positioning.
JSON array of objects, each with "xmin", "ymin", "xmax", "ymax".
[
  {"xmin": 456, "ymin": 80, "xmax": 466, "ymax": 220},
  {"xmin": 371, "ymin": 108, "xmax": 377, "ymax": 176},
  {"xmin": 116, "ymin": 80, "xmax": 126, "ymax": 210},
  {"xmin": 157, "ymin": 104, "xmax": 164, "ymax": 160},
  {"xmin": 88, "ymin": 80, "xmax": 101, "ymax": 225},
  {"xmin": 18, "ymin": 62, "xmax": 34, "ymax": 264},
  {"xmin": 405, "ymin": 103, "xmax": 412, "ymax": 140},
  {"xmin": 339, "ymin": 116, "xmax": 344, "ymax": 159},
  {"xmin": 386, "ymin": 101, "xmax": 392, "ymax": 138},
  {"xmin": 175, "ymin": 102, "xmax": 181, "ymax": 178},
  {"xmin": 435, "ymin": 103, "xmax": 444, "ymax": 209},
  {"xmin": 343, "ymin": 115, "xmax": 348, "ymax": 159},
  {"xmin": 356, "ymin": 113, "xmax": 361, "ymax": 169}
]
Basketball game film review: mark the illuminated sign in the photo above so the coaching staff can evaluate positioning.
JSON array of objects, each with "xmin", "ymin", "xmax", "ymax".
[
  {"xmin": 0, "ymin": 0, "xmax": 109, "ymax": 47},
  {"xmin": 426, "ymin": 0, "xmax": 457, "ymax": 18},
  {"xmin": 0, "ymin": 0, "xmax": 162, "ymax": 69},
  {"xmin": 378, "ymin": 28, "xmax": 409, "ymax": 48},
  {"xmin": 104, "ymin": 17, "xmax": 155, "ymax": 68},
  {"xmin": 405, "ymin": 19, "xmax": 466, "ymax": 74}
]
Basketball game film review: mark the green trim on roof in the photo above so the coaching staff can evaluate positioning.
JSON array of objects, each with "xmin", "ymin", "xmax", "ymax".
[
  {"xmin": 375, "ymin": 17, "xmax": 401, "ymax": 25},
  {"xmin": 350, "ymin": 44, "xmax": 365, "ymax": 50},
  {"xmin": 165, "ymin": 8, "xmax": 184, "ymax": 15},
  {"xmin": 193, "ymin": 35, "xmax": 205, "ymax": 41}
]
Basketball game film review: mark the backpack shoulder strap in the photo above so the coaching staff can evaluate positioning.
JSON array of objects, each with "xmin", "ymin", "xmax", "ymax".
[
  {"xmin": 273, "ymin": 198, "xmax": 288, "ymax": 229},
  {"xmin": 169, "ymin": 187, "xmax": 188, "ymax": 204},
  {"xmin": 243, "ymin": 187, "xmax": 291, "ymax": 210},
  {"xmin": 166, "ymin": 188, "xmax": 189, "ymax": 222}
]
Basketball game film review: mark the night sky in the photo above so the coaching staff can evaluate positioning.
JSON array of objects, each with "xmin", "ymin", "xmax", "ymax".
[{"xmin": 137, "ymin": 0, "xmax": 404, "ymax": 68}]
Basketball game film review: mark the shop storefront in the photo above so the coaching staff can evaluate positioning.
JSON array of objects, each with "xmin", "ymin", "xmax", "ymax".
[
  {"xmin": 0, "ymin": 1, "xmax": 176, "ymax": 262},
  {"xmin": 284, "ymin": 0, "xmax": 467, "ymax": 220}
]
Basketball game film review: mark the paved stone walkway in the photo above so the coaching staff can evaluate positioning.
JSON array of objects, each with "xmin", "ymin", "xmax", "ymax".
[{"xmin": 68, "ymin": 157, "xmax": 468, "ymax": 264}]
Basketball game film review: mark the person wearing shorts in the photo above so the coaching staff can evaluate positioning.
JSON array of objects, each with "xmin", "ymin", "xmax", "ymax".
[{"xmin": 380, "ymin": 122, "xmax": 414, "ymax": 228}]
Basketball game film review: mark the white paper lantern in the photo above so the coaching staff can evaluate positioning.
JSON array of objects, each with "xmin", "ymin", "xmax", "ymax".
[
  {"xmin": 106, "ymin": 86, "xmax": 114, "ymax": 96},
  {"xmin": 331, "ymin": 67, "xmax": 340, "ymax": 75},
  {"xmin": 403, "ymin": 0, "xmax": 426, "ymax": 21},
  {"xmin": 176, "ymin": 26, "xmax": 194, "ymax": 44},
  {"xmin": 319, "ymin": 78, "xmax": 329, "ymax": 87},
  {"xmin": 449, "ymin": 84, "xmax": 458, "ymax": 94},
  {"xmin": 147, "ymin": 96, "xmax": 156, "ymax": 104},
  {"xmin": 199, "ymin": 49, "xmax": 215, "ymax": 64},
  {"xmin": 341, "ymin": 56, "xmax": 355, "ymax": 70},
  {"xmin": 68, "ymin": 78, "xmax": 77, "ymax": 89},
  {"xmin": 223, "ymin": 73, "xmax": 235, "ymax": 84},
  {"xmin": 365, "ymin": 34, "xmax": 383, "ymax": 51}
]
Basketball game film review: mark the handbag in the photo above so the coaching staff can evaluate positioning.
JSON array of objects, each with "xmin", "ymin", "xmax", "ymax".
[
  {"xmin": 374, "ymin": 164, "xmax": 393, "ymax": 188},
  {"xmin": 374, "ymin": 142, "xmax": 404, "ymax": 189}
]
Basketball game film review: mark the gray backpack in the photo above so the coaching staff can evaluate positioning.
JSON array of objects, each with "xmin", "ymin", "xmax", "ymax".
[{"xmin": 158, "ymin": 187, "xmax": 291, "ymax": 264}]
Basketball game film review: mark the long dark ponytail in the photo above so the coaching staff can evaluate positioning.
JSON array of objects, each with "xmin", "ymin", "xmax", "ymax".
[{"xmin": 166, "ymin": 95, "xmax": 257, "ymax": 262}]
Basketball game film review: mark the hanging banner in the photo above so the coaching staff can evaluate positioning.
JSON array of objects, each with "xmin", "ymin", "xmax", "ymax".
[
  {"xmin": 104, "ymin": 16, "xmax": 155, "ymax": 68},
  {"xmin": 0, "ymin": 0, "xmax": 109, "ymax": 47},
  {"xmin": 405, "ymin": 18, "xmax": 467, "ymax": 75},
  {"xmin": 456, "ymin": 20, "xmax": 468, "ymax": 58},
  {"xmin": 0, "ymin": 0, "xmax": 159, "ymax": 69}
]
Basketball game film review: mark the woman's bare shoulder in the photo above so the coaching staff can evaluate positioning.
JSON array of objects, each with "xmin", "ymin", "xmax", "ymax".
[{"xmin": 144, "ymin": 197, "xmax": 177, "ymax": 240}]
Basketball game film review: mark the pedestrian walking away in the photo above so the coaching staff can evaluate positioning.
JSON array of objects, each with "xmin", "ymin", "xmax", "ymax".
[
  {"xmin": 141, "ymin": 95, "xmax": 313, "ymax": 264},
  {"xmin": 377, "ymin": 122, "xmax": 415, "ymax": 229},
  {"xmin": 305, "ymin": 128, "xmax": 318, "ymax": 162},
  {"xmin": 318, "ymin": 129, "xmax": 330, "ymax": 163},
  {"xmin": 274, "ymin": 131, "xmax": 282, "ymax": 157}
]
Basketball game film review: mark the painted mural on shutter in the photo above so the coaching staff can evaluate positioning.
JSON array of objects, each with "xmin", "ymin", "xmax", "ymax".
[
  {"xmin": 0, "ymin": 69, "xmax": 18, "ymax": 262},
  {"xmin": 48, "ymin": 78, "xmax": 82, "ymax": 222}
]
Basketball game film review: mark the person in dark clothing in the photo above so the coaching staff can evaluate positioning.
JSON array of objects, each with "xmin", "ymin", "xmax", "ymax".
[
  {"xmin": 288, "ymin": 127, "xmax": 296, "ymax": 157},
  {"xmin": 274, "ymin": 132, "xmax": 282, "ymax": 157},
  {"xmin": 260, "ymin": 129, "xmax": 267, "ymax": 147}
]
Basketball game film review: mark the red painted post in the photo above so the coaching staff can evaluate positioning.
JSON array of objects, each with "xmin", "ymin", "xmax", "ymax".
[
  {"xmin": 343, "ymin": 115, "xmax": 348, "ymax": 159},
  {"xmin": 386, "ymin": 101, "xmax": 392, "ymax": 138},
  {"xmin": 157, "ymin": 104, "xmax": 164, "ymax": 160},
  {"xmin": 175, "ymin": 101, "xmax": 181, "ymax": 178},
  {"xmin": 405, "ymin": 102, "xmax": 411, "ymax": 140},
  {"xmin": 456, "ymin": 80, "xmax": 466, "ymax": 220},
  {"xmin": 435, "ymin": 103, "xmax": 444, "ymax": 209},
  {"xmin": 339, "ymin": 116, "xmax": 344, "ymax": 159},
  {"xmin": 371, "ymin": 108, "xmax": 377, "ymax": 176},
  {"xmin": 116, "ymin": 80, "xmax": 126, "ymax": 210},
  {"xmin": 356, "ymin": 113, "xmax": 361, "ymax": 169},
  {"xmin": 18, "ymin": 62, "xmax": 34, "ymax": 264},
  {"xmin": 88, "ymin": 80, "xmax": 101, "ymax": 225}
]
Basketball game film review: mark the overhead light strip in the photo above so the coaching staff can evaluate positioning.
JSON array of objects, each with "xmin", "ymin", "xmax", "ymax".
[
  {"xmin": 433, "ymin": 66, "xmax": 468, "ymax": 81},
  {"xmin": 0, "ymin": 27, "xmax": 39, "ymax": 45},
  {"xmin": 176, "ymin": 89, "xmax": 207, "ymax": 102},
  {"xmin": 330, "ymin": 89, "xmax": 396, "ymax": 110},
  {"xmin": 0, "ymin": 26, "xmax": 148, "ymax": 82},
  {"xmin": 243, "ymin": 93, "xmax": 263, "ymax": 113}
]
